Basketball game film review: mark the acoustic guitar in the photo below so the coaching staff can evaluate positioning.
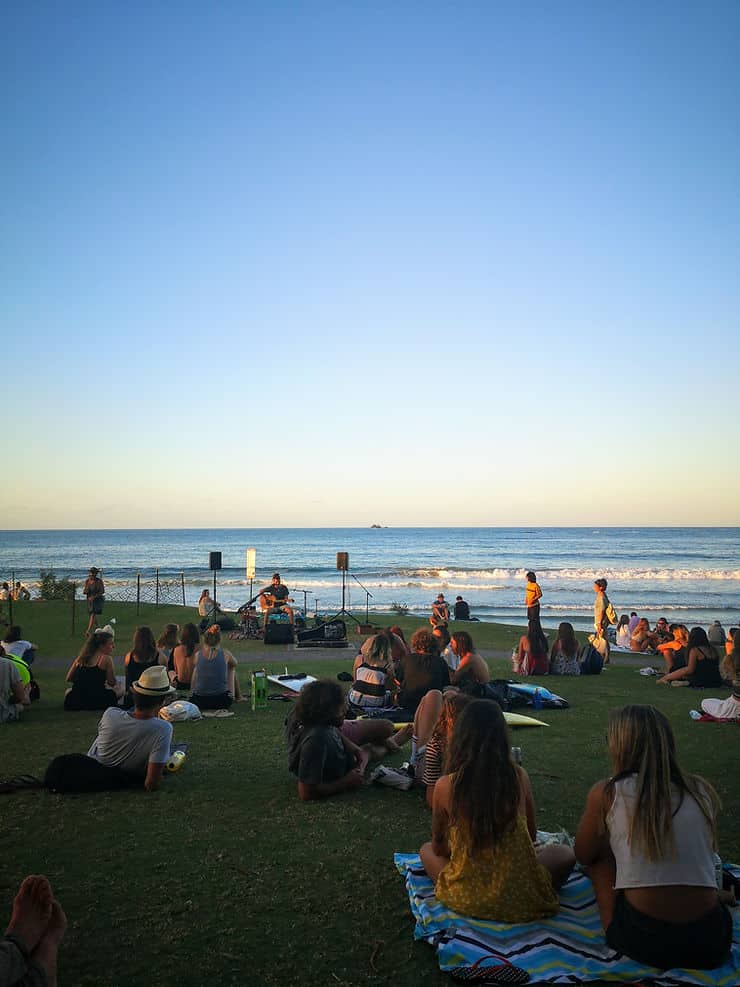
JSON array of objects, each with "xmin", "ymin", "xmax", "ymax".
[{"xmin": 259, "ymin": 591, "xmax": 295, "ymax": 611}]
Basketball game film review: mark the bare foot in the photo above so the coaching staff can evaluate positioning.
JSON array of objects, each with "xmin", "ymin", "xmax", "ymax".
[
  {"xmin": 387, "ymin": 723, "xmax": 414, "ymax": 750},
  {"xmin": 6, "ymin": 875, "xmax": 53, "ymax": 954},
  {"xmin": 31, "ymin": 899, "xmax": 67, "ymax": 987}
]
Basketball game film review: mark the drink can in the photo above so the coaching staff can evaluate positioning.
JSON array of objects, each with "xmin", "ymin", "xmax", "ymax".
[
  {"xmin": 511, "ymin": 746, "xmax": 522, "ymax": 765},
  {"xmin": 166, "ymin": 750, "xmax": 186, "ymax": 773}
]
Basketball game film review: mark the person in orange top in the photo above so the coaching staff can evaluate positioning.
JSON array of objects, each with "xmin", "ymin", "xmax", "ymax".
[{"xmin": 525, "ymin": 571, "xmax": 543, "ymax": 619}]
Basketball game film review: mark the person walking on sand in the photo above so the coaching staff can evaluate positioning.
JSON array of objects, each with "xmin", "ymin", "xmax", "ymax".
[{"xmin": 83, "ymin": 567, "xmax": 105, "ymax": 635}]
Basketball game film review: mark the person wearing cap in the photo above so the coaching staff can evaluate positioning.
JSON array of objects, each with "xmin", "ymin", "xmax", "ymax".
[
  {"xmin": 259, "ymin": 573, "xmax": 294, "ymax": 629},
  {"xmin": 83, "ymin": 567, "xmax": 105, "ymax": 635},
  {"xmin": 429, "ymin": 594, "xmax": 450, "ymax": 628},
  {"xmin": 86, "ymin": 665, "xmax": 175, "ymax": 791}
]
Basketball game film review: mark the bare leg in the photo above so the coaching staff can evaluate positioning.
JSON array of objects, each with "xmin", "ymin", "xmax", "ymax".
[
  {"xmin": 30, "ymin": 898, "xmax": 67, "ymax": 987},
  {"xmin": 5, "ymin": 875, "xmax": 53, "ymax": 954},
  {"xmin": 227, "ymin": 661, "xmax": 244, "ymax": 701},
  {"xmin": 413, "ymin": 689, "xmax": 444, "ymax": 751},
  {"xmin": 536, "ymin": 844, "xmax": 576, "ymax": 891},
  {"xmin": 582, "ymin": 849, "xmax": 617, "ymax": 930},
  {"xmin": 344, "ymin": 719, "xmax": 394, "ymax": 745},
  {"xmin": 419, "ymin": 840, "xmax": 449, "ymax": 881},
  {"xmin": 386, "ymin": 723, "xmax": 413, "ymax": 751}
]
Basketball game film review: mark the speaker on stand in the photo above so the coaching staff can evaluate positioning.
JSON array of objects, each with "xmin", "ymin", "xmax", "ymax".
[
  {"xmin": 329, "ymin": 552, "xmax": 361, "ymax": 629},
  {"xmin": 209, "ymin": 551, "xmax": 222, "ymax": 618}
]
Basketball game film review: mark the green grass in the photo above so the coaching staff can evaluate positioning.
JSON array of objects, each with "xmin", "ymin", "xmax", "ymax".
[{"xmin": 2, "ymin": 602, "xmax": 738, "ymax": 986}]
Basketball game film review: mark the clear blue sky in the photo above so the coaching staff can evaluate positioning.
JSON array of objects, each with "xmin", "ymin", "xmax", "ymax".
[{"xmin": 3, "ymin": 1, "xmax": 739, "ymax": 527}]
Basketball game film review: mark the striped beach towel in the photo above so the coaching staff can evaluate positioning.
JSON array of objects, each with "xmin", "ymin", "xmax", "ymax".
[{"xmin": 395, "ymin": 853, "xmax": 740, "ymax": 984}]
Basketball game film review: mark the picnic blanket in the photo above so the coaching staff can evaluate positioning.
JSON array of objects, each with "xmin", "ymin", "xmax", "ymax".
[{"xmin": 395, "ymin": 853, "xmax": 740, "ymax": 984}]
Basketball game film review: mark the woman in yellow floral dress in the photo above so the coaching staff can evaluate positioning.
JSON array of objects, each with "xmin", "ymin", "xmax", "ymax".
[{"xmin": 419, "ymin": 700, "xmax": 574, "ymax": 922}]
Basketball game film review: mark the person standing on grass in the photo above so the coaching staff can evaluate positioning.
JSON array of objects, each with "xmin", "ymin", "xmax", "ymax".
[
  {"xmin": 83, "ymin": 567, "xmax": 105, "ymax": 635},
  {"xmin": 593, "ymin": 578, "xmax": 611, "ymax": 665},
  {"xmin": 525, "ymin": 571, "xmax": 542, "ymax": 620},
  {"xmin": 575, "ymin": 704, "xmax": 732, "ymax": 970},
  {"xmin": 286, "ymin": 679, "xmax": 369, "ymax": 801}
]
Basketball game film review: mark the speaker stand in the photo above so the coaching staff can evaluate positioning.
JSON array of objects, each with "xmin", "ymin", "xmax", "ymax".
[{"xmin": 329, "ymin": 568, "xmax": 362, "ymax": 628}]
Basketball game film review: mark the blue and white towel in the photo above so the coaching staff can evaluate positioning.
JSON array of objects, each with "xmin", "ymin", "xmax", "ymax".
[{"xmin": 395, "ymin": 853, "xmax": 740, "ymax": 985}]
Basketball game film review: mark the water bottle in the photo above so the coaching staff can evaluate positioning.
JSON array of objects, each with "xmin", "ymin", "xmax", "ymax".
[
  {"xmin": 251, "ymin": 669, "xmax": 268, "ymax": 710},
  {"xmin": 713, "ymin": 853, "xmax": 723, "ymax": 890},
  {"xmin": 511, "ymin": 746, "xmax": 523, "ymax": 765},
  {"xmin": 533, "ymin": 688, "xmax": 543, "ymax": 710}
]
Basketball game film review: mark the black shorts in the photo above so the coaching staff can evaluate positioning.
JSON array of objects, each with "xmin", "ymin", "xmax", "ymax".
[
  {"xmin": 88, "ymin": 596, "xmax": 105, "ymax": 615},
  {"xmin": 191, "ymin": 692, "xmax": 233, "ymax": 711},
  {"xmin": 606, "ymin": 891, "xmax": 732, "ymax": 970}
]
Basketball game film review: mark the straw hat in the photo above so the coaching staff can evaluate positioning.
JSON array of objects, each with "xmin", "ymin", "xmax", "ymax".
[{"xmin": 132, "ymin": 665, "xmax": 176, "ymax": 698}]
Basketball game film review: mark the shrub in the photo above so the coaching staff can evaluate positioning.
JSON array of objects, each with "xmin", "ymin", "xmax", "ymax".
[
  {"xmin": 38, "ymin": 570, "xmax": 75, "ymax": 601},
  {"xmin": 390, "ymin": 601, "xmax": 409, "ymax": 616}
]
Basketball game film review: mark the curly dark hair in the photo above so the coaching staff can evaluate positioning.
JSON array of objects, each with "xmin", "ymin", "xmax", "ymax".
[
  {"xmin": 410, "ymin": 628, "xmax": 436, "ymax": 655},
  {"xmin": 294, "ymin": 679, "xmax": 345, "ymax": 727}
]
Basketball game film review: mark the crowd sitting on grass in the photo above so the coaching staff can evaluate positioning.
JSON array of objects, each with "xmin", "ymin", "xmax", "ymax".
[{"xmin": 3, "ymin": 597, "xmax": 740, "ymax": 981}]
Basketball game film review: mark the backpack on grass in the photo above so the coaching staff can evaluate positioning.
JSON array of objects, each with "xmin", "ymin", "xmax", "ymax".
[{"xmin": 579, "ymin": 643, "xmax": 603, "ymax": 676}]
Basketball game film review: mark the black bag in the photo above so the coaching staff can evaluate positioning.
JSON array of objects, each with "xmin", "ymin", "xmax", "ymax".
[
  {"xmin": 44, "ymin": 754, "xmax": 141, "ymax": 793},
  {"xmin": 579, "ymin": 643, "xmax": 604, "ymax": 675},
  {"xmin": 468, "ymin": 680, "xmax": 530, "ymax": 711}
]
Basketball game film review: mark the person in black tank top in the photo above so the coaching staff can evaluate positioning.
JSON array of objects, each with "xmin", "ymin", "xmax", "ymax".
[
  {"xmin": 64, "ymin": 629, "xmax": 122, "ymax": 710},
  {"xmin": 123, "ymin": 627, "xmax": 165, "ymax": 708}
]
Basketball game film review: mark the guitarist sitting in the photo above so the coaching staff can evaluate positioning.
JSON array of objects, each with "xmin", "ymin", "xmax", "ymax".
[{"xmin": 260, "ymin": 572, "xmax": 294, "ymax": 629}]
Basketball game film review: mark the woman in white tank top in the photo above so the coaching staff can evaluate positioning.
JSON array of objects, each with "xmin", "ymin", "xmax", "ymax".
[{"xmin": 575, "ymin": 705, "xmax": 732, "ymax": 971}]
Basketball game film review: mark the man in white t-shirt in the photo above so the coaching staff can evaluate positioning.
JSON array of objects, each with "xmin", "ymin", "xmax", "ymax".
[{"xmin": 87, "ymin": 665, "xmax": 175, "ymax": 791}]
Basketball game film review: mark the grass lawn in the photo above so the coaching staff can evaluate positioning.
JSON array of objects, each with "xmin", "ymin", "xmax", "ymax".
[{"xmin": 2, "ymin": 602, "xmax": 738, "ymax": 986}]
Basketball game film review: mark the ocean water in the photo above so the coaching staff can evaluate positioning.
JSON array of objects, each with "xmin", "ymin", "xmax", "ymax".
[{"xmin": 0, "ymin": 527, "xmax": 738, "ymax": 632}]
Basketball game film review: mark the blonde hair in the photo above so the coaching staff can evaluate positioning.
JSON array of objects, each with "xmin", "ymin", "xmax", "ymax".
[{"xmin": 606, "ymin": 705, "xmax": 719, "ymax": 861}]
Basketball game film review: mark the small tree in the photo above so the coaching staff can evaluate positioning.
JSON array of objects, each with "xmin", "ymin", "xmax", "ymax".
[{"xmin": 38, "ymin": 570, "xmax": 75, "ymax": 601}]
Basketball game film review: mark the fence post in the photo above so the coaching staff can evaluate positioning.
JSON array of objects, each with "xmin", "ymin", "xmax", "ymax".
[
  {"xmin": 181, "ymin": 572, "xmax": 185, "ymax": 607},
  {"xmin": 137, "ymin": 573, "xmax": 141, "ymax": 615},
  {"xmin": 71, "ymin": 581, "xmax": 76, "ymax": 635},
  {"xmin": 156, "ymin": 568, "xmax": 160, "ymax": 607}
]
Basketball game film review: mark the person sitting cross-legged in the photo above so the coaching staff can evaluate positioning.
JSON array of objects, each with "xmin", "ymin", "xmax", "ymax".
[{"xmin": 190, "ymin": 624, "xmax": 243, "ymax": 709}]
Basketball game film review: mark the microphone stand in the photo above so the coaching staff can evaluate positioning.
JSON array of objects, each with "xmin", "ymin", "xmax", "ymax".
[{"xmin": 350, "ymin": 573, "xmax": 373, "ymax": 625}]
